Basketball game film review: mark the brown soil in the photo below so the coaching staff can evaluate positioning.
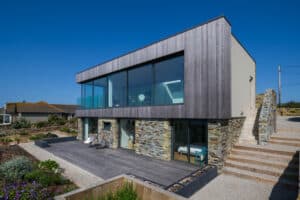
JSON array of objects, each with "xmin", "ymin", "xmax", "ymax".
[{"xmin": 0, "ymin": 145, "xmax": 38, "ymax": 163}]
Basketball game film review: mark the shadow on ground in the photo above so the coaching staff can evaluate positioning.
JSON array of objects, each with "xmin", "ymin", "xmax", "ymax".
[
  {"xmin": 269, "ymin": 152, "xmax": 298, "ymax": 200},
  {"xmin": 287, "ymin": 117, "xmax": 300, "ymax": 122}
]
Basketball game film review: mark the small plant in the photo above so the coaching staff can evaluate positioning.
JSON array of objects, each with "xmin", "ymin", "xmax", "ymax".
[
  {"xmin": 12, "ymin": 118, "xmax": 31, "ymax": 129},
  {"xmin": 0, "ymin": 132, "xmax": 6, "ymax": 137},
  {"xmin": 19, "ymin": 130, "xmax": 29, "ymax": 136},
  {"xmin": 94, "ymin": 183, "xmax": 139, "ymax": 200},
  {"xmin": 36, "ymin": 121, "xmax": 49, "ymax": 128},
  {"xmin": 24, "ymin": 169, "xmax": 67, "ymax": 186},
  {"xmin": 0, "ymin": 137, "xmax": 13, "ymax": 145},
  {"xmin": 38, "ymin": 159, "xmax": 59, "ymax": 172},
  {"xmin": 48, "ymin": 114, "xmax": 66, "ymax": 126},
  {"xmin": 29, "ymin": 132, "xmax": 58, "ymax": 140},
  {"xmin": 60, "ymin": 126, "xmax": 77, "ymax": 134},
  {"xmin": 14, "ymin": 136, "xmax": 21, "ymax": 144},
  {"xmin": 0, "ymin": 156, "xmax": 33, "ymax": 181},
  {"xmin": 0, "ymin": 181, "xmax": 51, "ymax": 200}
]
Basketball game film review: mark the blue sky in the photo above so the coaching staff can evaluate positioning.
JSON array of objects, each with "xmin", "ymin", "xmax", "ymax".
[{"xmin": 0, "ymin": 0, "xmax": 299, "ymax": 106}]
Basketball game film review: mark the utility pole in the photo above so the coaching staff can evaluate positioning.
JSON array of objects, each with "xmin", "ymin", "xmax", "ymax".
[{"xmin": 278, "ymin": 65, "xmax": 282, "ymax": 115}]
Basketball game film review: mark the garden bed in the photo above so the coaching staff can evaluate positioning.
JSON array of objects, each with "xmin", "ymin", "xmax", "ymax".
[
  {"xmin": 0, "ymin": 145, "xmax": 77, "ymax": 199},
  {"xmin": 55, "ymin": 175, "xmax": 186, "ymax": 200}
]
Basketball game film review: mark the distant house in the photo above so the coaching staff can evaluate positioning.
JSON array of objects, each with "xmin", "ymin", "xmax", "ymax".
[{"xmin": 5, "ymin": 101, "xmax": 78, "ymax": 123}]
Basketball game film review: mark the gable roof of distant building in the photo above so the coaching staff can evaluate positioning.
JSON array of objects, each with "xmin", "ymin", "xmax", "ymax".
[{"xmin": 5, "ymin": 101, "xmax": 78, "ymax": 114}]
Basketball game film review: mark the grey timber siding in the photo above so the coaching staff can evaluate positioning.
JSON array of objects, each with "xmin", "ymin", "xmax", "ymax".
[{"xmin": 76, "ymin": 17, "xmax": 232, "ymax": 119}]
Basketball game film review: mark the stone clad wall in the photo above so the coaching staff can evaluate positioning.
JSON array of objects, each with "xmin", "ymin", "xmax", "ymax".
[
  {"xmin": 77, "ymin": 118, "xmax": 83, "ymax": 140},
  {"xmin": 258, "ymin": 89, "xmax": 277, "ymax": 144},
  {"xmin": 135, "ymin": 120, "xmax": 172, "ymax": 161},
  {"xmin": 208, "ymin": 118, "xmax": 245, "ymax": 170},
  {"xmin": 98, "ymin": 119, "xmax": 119, "ymax": 149}
]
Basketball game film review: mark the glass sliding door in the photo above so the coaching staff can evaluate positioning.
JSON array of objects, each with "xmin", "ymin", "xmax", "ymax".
[
  {"xmin": 189, "ymin": 121, "xmax": 208, "ymax": 165},
  {"xmin": 172, "ymin": 120, "xmax": 207, "ymax": 166},
  {"xmin": 120, "ymin": 119, "xmax": 135, "ymax": 150},
  {"xmin": 173, "ymin": 121, "xmax": 189, "ymax": 162}
]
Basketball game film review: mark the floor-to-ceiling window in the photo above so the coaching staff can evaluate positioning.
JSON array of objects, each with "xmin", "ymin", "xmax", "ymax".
[
  {"xmin": 172, "ymin": 120, "xmax": 207, "ymax": 166},
  {"xmin": 94, "ymin": 77, "xmax": 107, "ymax": 108},
  {"xmin": 128, "ymin": 64, "xmax": 153, "ymax": 106},
  {"xmin": 108, "ymin": 71, "xmax": 127, "ymax": 107},
  {"xmin": 154, "ymin": 55, "xmax": 184, "ymax": 105},
  {"xmin": 120, "ymin": 119, "xmax": 135, "ymax": 149}
]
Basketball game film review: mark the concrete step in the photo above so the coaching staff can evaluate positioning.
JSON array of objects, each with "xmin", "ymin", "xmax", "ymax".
[
  {"xmin": 230, "ymin": 149, "xmax": 298, "ymax": 163},
  {"xmin": 233, "ymin": 144, "xmax": 296, "ymax": 156},
  {"xmin": 224, "ymin": 160, "xmax": 298, "ymax": 181},
  {"xmin": 269, "ymin": 140, "xmax": 300, "ymax": 147},
  {"xmin": 223, "ymin": 167, "xmax": 298, "ymax": 189},
  {"xmin": 270, "ymin": 136, "xmax": 300, "ymax": 142},
  {"xmin": 227, "ymin": 155, "xmax": 298, "ymax": 170}
]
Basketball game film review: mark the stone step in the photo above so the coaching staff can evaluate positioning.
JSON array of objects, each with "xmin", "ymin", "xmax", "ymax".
[
  {"xmin": 269, "ymin": 140, "xmax": 300, "ymax": 147},
  {"xmin": 270, "ymin": 136, "xmax": 300, "ymax": 142},
  {"xmin": 224, "ymin": 160, "xmax": 298, "ymax": 181},
  {"xmin": 230, "ymin": 149, "xmax": 298, "ymax": 163},
  {"xmin": 223, "ymin": 167, "xmax": 298, "ymax": 189},
  {"xmin": 233, "ymin": 144, "xmax": 296, "ymax": 156},
  {"xmin": 227, "ymin": 155, "xmax": 298, "ymax": 170}
]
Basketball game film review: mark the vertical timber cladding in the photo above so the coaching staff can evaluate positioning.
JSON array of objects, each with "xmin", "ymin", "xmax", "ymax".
[{"xmin": 76, "ymin": 17, "xmax": 232, "ymax": 119}]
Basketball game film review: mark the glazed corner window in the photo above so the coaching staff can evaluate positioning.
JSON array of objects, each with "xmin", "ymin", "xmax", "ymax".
[
  {"xmin": 154, "ymin": 55, "xmax": 184, "ymax": 105},
  {"xmin": 128, "ymin": 64, "xmax": 152, "ymax": 106},
  {"xmin": 81, "ymin": 81, "xmax": 93, "ymax": 109},
  {"xmin": 108, "ymin": 71, "xmax": 127, "ymax": 108}
]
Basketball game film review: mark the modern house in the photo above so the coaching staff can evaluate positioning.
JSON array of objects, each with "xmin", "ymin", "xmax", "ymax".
[
  {"xmin": 5, "ymin": 101, "xmax": 78, "ymax": 123},
  {"xmin": 76, "ymin": 16, "xmax": 255, "ymax": 168}
]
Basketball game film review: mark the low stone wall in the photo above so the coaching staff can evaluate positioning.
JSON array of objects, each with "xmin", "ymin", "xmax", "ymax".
[
  {"xmin": 0, "ymin": 125, "xmax": 67, "ymax": 136},
  {"xmin": 208, "ymin": 118, "xmax": 245, "ymax": 170},
  {"xmin": 135, "ymin": 120, "xmax": 172, "ymax": 161},
  {"xmin": 258, "ymin": 89, "xmax": 277, "ymax": 144}
]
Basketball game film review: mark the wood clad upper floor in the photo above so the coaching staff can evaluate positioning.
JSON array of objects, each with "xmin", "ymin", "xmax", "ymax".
[{"xmin": 76, "ymin": 16, "xmax": 255, "ymax": 119}]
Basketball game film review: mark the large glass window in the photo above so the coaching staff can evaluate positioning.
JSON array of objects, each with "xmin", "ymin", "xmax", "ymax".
[
  {"xmin": 81, "ymin": 81, "xmax": 93, "ymax": 109},
  {"xmin": 94, "ymin": 77, "xmax": 107, "ymax": 108},
  {"xmin": 79, "ymin": 53, "xmax": 184, "ymax": 109},
  {"xmin": 128, "ymin": 64, "xmax": 152, "ymax": 106},
  {"xmin": 154, "ymin": 55, "xmax": 184, "ymax": 105},
  {"xmin": 108, "ymin": 71, "xmax": 127, "ymax": 107}
]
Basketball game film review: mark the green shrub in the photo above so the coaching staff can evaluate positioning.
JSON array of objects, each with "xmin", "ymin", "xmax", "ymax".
[
  {"xmin": 19, "ymin": 130, "xmax": 29, "ymax": 135},
  {"xmin": 38, "ymin": 159, "xmax": 59, "ymax": 172},
  {"xmin": 0, "ymin": 156, "xmax": 33, "ymax": 181},
  {"xmin": 24, "ymin": 169, "xmax": 67, "ymax": 186},
  {"xmin": 60, "ymin": 126, "xmax": 77, "ymax": 134},
  {"xmin": 94, "ymin": 183, "xmax": 139, "ymax": 200},
  {"xmin": 48, "ymin": 114, "xmax": 66, "ymax": 126},
  {"xmin": 36, "ymin": 121, "xmax": 49, "ymax": 128},
  {"xmin": 0, "ymin": 137, "xmax": 13, "ymax": 144},
  {"xmin": 29, "ymin": 132, "xmax": 58, "ymax": 140},
  {"xmin": 12, "ymin": 118, "xmax": 31, "ymax": 129}
]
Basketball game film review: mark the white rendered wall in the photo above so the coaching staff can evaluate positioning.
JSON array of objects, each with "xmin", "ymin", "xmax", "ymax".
[{"xmin": 231, "ymin": 35, "xmax": 256, "ymax": 117}]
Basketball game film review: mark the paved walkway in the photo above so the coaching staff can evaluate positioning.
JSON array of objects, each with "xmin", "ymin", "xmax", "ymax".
[
  {"xmin": 190, "ymin": 115, "xmax": 300, "ymax": 200},
  {"xmin": 19, "ymin": 142, "xmax": 103, "ymax": 188},
  {"xmin": 42, "ymin": 140, "xmax": 199, "ymax": 187}
]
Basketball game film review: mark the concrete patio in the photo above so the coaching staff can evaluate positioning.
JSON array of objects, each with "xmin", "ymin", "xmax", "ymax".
[{"xmin": 42, "ymin": 140, "xmax": 199, "ymax": 188}]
